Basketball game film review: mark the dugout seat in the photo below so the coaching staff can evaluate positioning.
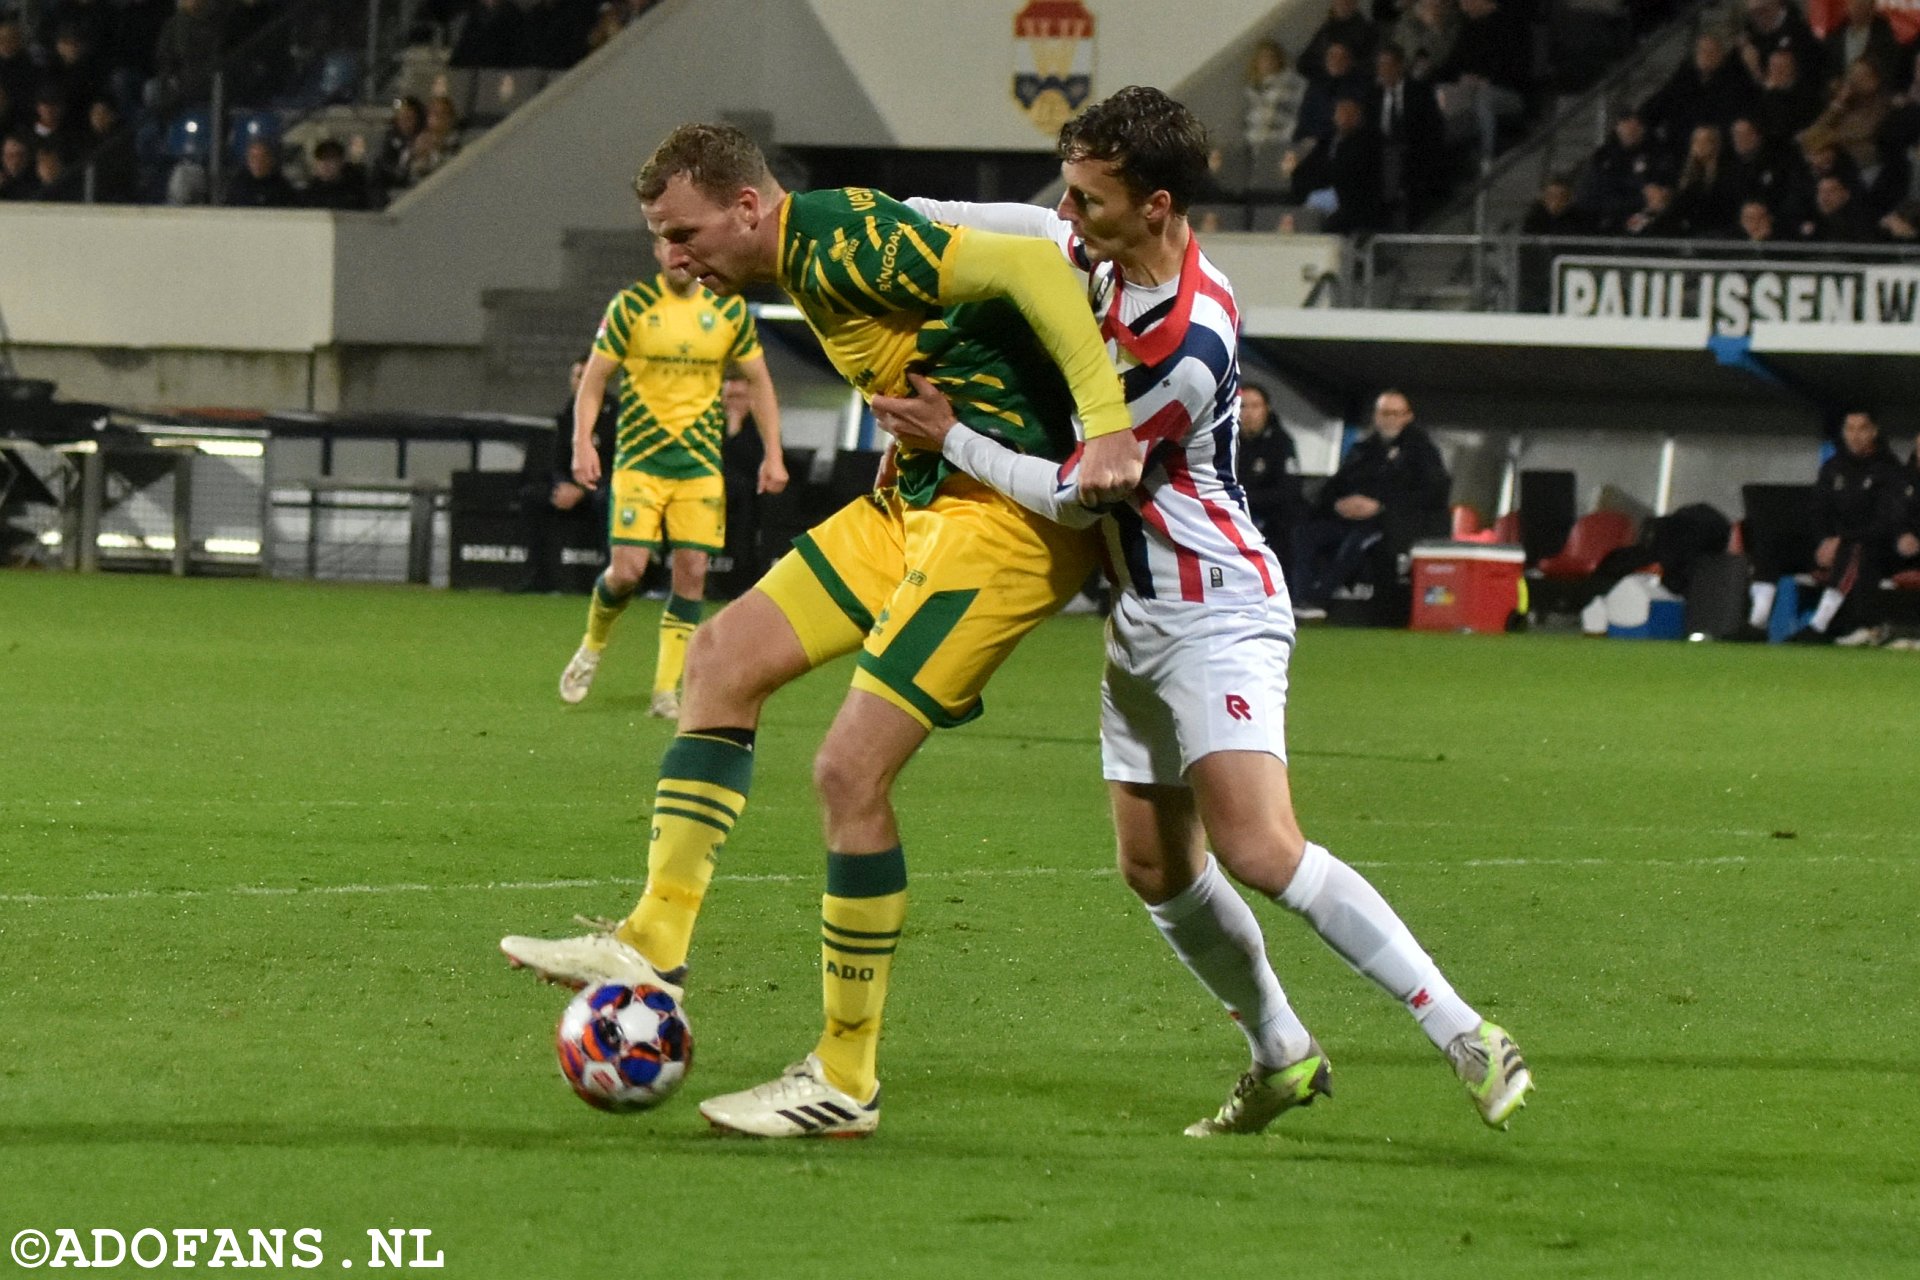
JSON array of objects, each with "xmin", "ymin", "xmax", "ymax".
[{"xmin": 1536, "ymin": 510, "xmax": 1636, "ymax": 580}]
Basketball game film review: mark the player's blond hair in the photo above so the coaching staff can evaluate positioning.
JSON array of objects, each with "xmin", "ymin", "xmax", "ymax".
[{"xmin": 634, "ymin": 124, "xmax": 771, "ymax": 205}]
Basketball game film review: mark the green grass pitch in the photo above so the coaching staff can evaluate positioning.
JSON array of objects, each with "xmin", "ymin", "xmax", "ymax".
[{"xmin": 2, "ymin": 573, "xmax": 1916, "ymax": 1278}]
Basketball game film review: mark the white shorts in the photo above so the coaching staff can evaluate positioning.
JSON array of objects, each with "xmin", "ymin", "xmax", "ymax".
[{"xmin": 1099, "ymin": 593, "xmax": 1295, "ymax": 786}]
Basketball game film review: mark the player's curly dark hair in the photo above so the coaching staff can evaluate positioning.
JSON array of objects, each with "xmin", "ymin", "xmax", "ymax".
[
  {"xmin": 634, "ymin": 123, "xmax": 770, "ymax": 204},
  {"xmin": 1056, "ymin": 86, "xmax": 1211, "ymax": 214}
]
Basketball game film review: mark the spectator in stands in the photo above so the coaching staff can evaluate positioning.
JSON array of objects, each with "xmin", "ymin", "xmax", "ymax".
[
  {"xmin": 1294, "ymin": 42, "xmax": 1370, "ymax": 148},
  {"xmin": 1431, "ymin": 0, "xmax": 1529, "ymax": 154},
  {"xmin": 404, "ymin": 93, "xmax": 463, "ymax": 185},
  {"xmin": 79, "ymin": 96, "xmax": 137, "ymax": 201},
  {"xmin": 1787, "ymin": 410, "xmax": 1905, "ymax": 643},
  {"xmin": 1579, "ymin": 108, "xmax": 1657, "ymax": 230},
  {"xmin": 1374, "ymin": 41, "xmax": 1444, "ymax": 225},
  {"xmin": 1395, "ymin": 0, "xmax": 1459, "ymax": 82},
  {"xmin": 1799, "ymin": 58, "xmax": 1890, "ymax": 174},
  {"xmin": 1800, "ymin": 172, "xmax": 1879, "ymax": 240},
  {"xmin": 0, "ymin": 18, "xmax": 35, "ymax": 119},
  {"xmin": 1301, "ymin": 0, "xmax": 1380, "ymax": 80},
  {"xmin": 224, "ymin": 137, "xmax": 295, "ymax": 206},
  {"xmin": 374, "ymin": 94, "xmax": 425, "ymax": 193},
  {"xmin": 1676, "ymin": 124, "xmax": 1740, "ymax": 235},
  {"xmin": 1623, "ymin": 177, "xmax": 1686, "ymax": 236},
  {"xmin": 1755, "ymin": 48, "xmax": 1823, "ymax": 144},
  {"xmin": 1739, "ymin": 0, "xmax": 1823, "ymax": 88},
  {"xmin": 1879, "ymin": 195, "xmax": 1920, "ymax": 240},
  {"xmin": 1292, "ymin": 388, "xmax": 1451, "ymax": 616},
  {"xmin": 1822, "ymin": 0, "xmax": 1905, "ymax": 93},
  {"xmin": 1726, "ymin": 116, "xmax": 1790, "ymax": 209},
  {"xmin": 0, "ymin": 79, "xmax": 15, "ymax": 141},
  {"xmin": 1287, "ymin": 94, "xmax": 1385, "ymax": 231},
  {"xmin": 29, "ymin": 86, "xmax": 84, "ymax": 164},
  {"xmin": 299, "ymin": 137, "xmax": 369, "ymax": 209},
  {"xmin": 149, "ymin": 0, "xmax": 224, "ymax": 110},
  {"xmin": 1236, "ymin": 381, "xmax": 1303, "ymax": 565},
  {"xmin": 46, "ymin": 23, "xmax": 106, "ymax": 120},
  {"xmin": 1523, "ymin": 174, "xmax": 1595, "ymax": 234},
  {"xmin": 1643, "ymin": 32, "xmax": 1756, "ymax": 147},
  {"xmin": 46, "ymin": 0, "xmax": 111, "ymax": 58},
  {"xmin": 1239, "ymin": 40, "xmax": 1307, "ymax": 191},
  {"xmin": 1736, "ymin": 196, "xmax": 1780, "ymax": 242},
  {"xmin": 451, "ymin": 0, "xmax": 527, "ymax": 69},
  {"xmin": 1520, "ymin": 176, "xmax": 1597, "ymax": 306},
  {"xmin": 0, "ymin": 131, "xmax": 37, "ymax": 199},
  {"xmin": 29, "ymin": 141, "xmax": 80, "ymax": 200},
  {"xmin": 1787, "ymin": 141, "xmax": 1862, "ymax": 229},
  {"xmin": 110, "ymin": 0, "xmax": 172, "ymax": 105}
]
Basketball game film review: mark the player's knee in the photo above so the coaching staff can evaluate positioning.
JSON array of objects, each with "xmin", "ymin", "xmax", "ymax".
[
  {"xmin": 811, "ymin": 742, "xmax": 884, "ymax": 814},
  {"xmin": 1114, "ymin": 844, "xmax": 1189, "ymax": 906}
]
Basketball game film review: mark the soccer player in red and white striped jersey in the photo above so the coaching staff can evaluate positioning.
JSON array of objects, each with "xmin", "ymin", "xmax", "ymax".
[{"xmin": 876, "ymin": 86, "xmax": 1531, "ymax": 1134}]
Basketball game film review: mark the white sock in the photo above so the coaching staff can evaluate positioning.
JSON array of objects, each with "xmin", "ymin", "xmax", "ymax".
[
  {"xmin": 1147, "ymin": 854, "xmax": 1313, "ymax": 1069},
  {"xmin": 1748, "ymin": 581, "xmax": 1776, "ymax": 629},
  {"xmin": 1809, "ymin": 587, "xmax": 1844, "ymax": 633},
  {"xmin": 1278, "ymin": 842, "xmax": 1481, "ymax": 1050}
]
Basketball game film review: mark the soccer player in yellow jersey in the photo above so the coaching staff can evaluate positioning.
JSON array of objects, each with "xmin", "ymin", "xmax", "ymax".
[
  {"xmin": 503, "ymin": 123, "xmax": 1141, "ymax": 1136},
  {"xmin": 557, "ymin": 247, "xmax": 787, "ymax": 718}
]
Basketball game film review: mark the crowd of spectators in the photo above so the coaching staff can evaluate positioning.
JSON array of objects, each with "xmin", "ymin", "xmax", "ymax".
[
  {"xmin": 1220, "ymin": 0, "xmax": 1682, "ymax": 232},
  {"xmin": 0, "ymin": 0, "xmax": 655, "ymax": 207},
  {"xmin": 1532, "ymin": 0, "xmax": 1920, "ymax": 244}
]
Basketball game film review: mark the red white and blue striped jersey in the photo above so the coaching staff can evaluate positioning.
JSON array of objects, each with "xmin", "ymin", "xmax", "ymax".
[{"xmin": 907, "ymin": 199, "xmax": 1284, "ymax": 608}]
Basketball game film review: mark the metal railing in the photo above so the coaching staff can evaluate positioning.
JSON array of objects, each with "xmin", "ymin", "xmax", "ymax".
[{"xmin": 1354, "ymin": 233, "xmax": 1920, "ymax": 313}]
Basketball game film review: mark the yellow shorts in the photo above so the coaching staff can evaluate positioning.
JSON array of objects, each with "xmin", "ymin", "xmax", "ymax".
[
  {"xmin": 757, "ymin": 476, "xmax": 1096, "ymax": 729},
  {"xmin": 609, "ymin": 470, "xmax": 726, "ymax": 553}
]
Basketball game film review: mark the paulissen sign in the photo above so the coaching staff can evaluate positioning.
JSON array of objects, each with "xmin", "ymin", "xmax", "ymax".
[{"xmin": 1553, "ymin": 256, "xmax": 1920, "ymax": 336}]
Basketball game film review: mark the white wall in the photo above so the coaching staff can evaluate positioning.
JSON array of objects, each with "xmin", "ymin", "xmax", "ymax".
[
  {"xmin": 805, "ymin": 0, "xmax": 1293, "ymax": 148},
  {"xmin": 0, "ymin": 204, "xmax": 335, "ymax": 350}
]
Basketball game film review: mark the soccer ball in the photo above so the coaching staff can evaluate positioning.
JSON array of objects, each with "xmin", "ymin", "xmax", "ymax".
[{"xmin": 555, "ymin": 981, "xmax": 692, "ymax": 1112}]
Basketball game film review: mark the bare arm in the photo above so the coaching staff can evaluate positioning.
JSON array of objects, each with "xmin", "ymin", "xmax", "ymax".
[
  {"xmin": 572, "ymin": 352, "xmax": 619, "ymax": 489},
  {"xmin": 734, "ymin": 354, "xmax": 787, "ymax": 494}
]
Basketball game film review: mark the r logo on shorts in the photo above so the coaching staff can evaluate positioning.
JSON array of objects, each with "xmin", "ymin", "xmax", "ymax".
[{"xmin": 1225, "ymin": 694, "xmax": 1252, "ymax": 721}]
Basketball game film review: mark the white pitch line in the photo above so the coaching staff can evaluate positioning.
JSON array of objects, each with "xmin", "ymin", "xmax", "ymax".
[
  {"xmin": 10, "ymin": 799, "xmax": 1913, "ymax": 848},
  {"xmin": 0, "ymin": 853, "xmax": 1897, "ymax": 907}
]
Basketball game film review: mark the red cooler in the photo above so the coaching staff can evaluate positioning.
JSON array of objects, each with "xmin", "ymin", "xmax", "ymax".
[{"xmin": 1410, "ymin": 541, "xmax": 1524, "ymax": 633}]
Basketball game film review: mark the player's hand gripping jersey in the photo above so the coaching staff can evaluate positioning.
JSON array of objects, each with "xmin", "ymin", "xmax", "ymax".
[
  {"xmin": 904, "ymin": 200, "xmax": 1284, "ymax": 609},
  {"xmin": 776, "ymin": 188, "xmax": 1131, "ymax": 503}
]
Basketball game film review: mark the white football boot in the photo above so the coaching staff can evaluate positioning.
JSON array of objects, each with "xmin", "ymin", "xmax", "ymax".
[
  {"xmin": 699, "ymin": 1055, "xmax": 880, "ymax": 1138},
  {"xmin": 559, "ymin": 645, "xmax": 601, "ymax": 704},
  {"xmin": 1446, "ymin": 1021, "xmax": 1533, "ymax": 1129},
  {"xmin": 499, "ymin": 930, "xmax": 682, "ymax": 997},
  {"xmin": 648, "ymin": 689, "xmax": 680, "ymax": 720}
]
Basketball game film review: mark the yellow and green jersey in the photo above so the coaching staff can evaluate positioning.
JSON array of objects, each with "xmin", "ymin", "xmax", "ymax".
[
  {"xmin": 593, "ymin": 274, "xmax": 761, "ymax": 479},
  {"xmin": 776, "ymin": 187, "xmax": 1129, "ymax": 507}
]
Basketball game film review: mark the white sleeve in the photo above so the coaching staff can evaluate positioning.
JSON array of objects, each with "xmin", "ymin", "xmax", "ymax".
[
  {"xmin": 941, "ymin": 423, "xmax": 1106, "ymax": 529},
  {"xmin": 903, "ymin": 198, "xmax": 1076, "ymax": 257}
]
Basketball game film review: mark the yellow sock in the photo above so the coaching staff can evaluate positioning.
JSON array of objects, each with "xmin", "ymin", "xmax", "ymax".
[
  {"xmin": 653, "ymin": 593, "xmax": 702, "ymax": 694},
  {"xmin": 614, "ymin": 730, "xmax": 753, "ymax": 972},
  {"xmin": 584, "ymin": 572, "xmax": 636, "ymax": 652},
  {"xmin": 813, "ymin": 847, "xmax": 906, "ymax": 1103}
]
